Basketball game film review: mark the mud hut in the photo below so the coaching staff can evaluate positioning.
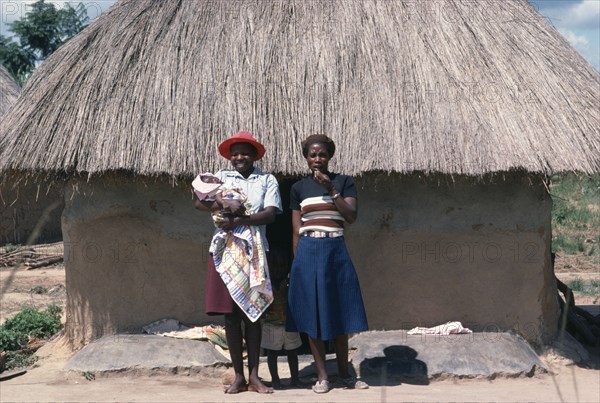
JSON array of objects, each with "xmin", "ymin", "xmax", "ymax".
[
  {"xmin": 0, "ymin": 0, "xmax": 598, "ymax": 347},
  {"xmin": 0, "ymin": 65, "xmax": 64, "ymax": 245}
]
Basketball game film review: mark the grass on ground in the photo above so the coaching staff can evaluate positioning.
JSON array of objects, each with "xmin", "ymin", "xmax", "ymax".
[
  {"xmin": 0, "ymin": 305, "xmax": 62, "ymax": 370},
  {"xmin": 551, "ymin": 174, "xmax": 600, "ymax": 257}
]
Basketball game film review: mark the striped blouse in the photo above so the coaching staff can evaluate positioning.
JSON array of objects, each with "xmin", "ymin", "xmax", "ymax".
[{"xmin": 290, "ymin": 173, "xmax": 358, "ymax": 235}]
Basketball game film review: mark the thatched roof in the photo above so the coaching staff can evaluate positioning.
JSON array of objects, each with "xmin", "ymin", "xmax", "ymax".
[
  {"xmin": 0, "ymin": 0, "xmax": 598, "ymax": 177},
  {"xmin": 0, "ymin": 65, "xmax": 20, "ymax": 120}
]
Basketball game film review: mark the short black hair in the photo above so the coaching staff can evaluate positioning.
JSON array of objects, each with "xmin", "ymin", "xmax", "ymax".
[{"xmin": 301, "ymin": 134, "xmax": 336, "ymax": 158}]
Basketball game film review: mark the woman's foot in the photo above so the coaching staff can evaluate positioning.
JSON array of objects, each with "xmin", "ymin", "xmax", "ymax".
[
  {"xmin": 340, "ymin": 376, "xmax": 369, "ymax": 389},
  {"xmin": 223, "ymin": 374, "xmax": 247, "ymax": 394},
  {"xmin": 223, "ymin": 382, "xmax": 247, "ymax": 394},
  {"xmin": 312, "ymin": 379, "xmax": 330, "ymax": 393},
  {"xmin": 248, "ymin": 378, "xmax": 274, "ymax": 394},
  {"xmin": 270, "ymin": 378, "xmax": 282, "ymax": 390}
]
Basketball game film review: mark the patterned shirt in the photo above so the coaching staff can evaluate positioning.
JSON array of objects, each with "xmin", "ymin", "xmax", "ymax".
[
  {"xmin": 215, "ymin": 167, "xmax": 282, "ymax": 250},
  {"xmin": 290, "ymin": 173, "xmax": 357, "ymax": 234},
  {"xmin": 262, "ymin": 283, "xmax": 288, "ymax": 325}
]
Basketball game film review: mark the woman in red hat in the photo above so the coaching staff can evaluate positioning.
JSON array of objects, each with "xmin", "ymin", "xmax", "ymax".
[{"xmin": 195, "ymin": 131, "xmax": 282, "ymax": 394}]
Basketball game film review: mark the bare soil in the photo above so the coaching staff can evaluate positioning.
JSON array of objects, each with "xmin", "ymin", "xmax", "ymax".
[
  {"xmin": 1, "ymin": 335, "xmax": 599, "ymax": 403},
  {"xmin": 0, "ymin": 264, "xmax": 66, "ymax": 325}
]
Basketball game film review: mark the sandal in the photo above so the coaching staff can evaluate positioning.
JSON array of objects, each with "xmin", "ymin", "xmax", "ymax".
[
  {"xmin": 312, "ymin": 379, "xmax": 330, "ymax": 393},
  {"xmin": 341, "ymin": 376, "xmax": 369, "ymax": 389}
]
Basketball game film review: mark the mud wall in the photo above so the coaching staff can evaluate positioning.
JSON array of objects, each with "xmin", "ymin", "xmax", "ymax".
[
  {"xmin": 62, "ymin": 173, "xmax": 557, "ymax": 347},
  {"xmin": 62, "ymin": 176, "xmax": 214, "ymax": 347},
  {"xmin": 347, "ymin": 173, "xmax": 557, "ymax": 345}
]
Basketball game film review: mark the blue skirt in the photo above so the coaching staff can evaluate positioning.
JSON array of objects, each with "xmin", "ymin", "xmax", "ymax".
[{"xmin": 286, "ymin": 236, "xmax": 368, "ymax": 340}]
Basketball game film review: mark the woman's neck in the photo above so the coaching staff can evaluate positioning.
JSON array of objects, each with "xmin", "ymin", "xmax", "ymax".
[{"xmin": 237, "ymin": 166, "xmax": 254, "ymax": 178}]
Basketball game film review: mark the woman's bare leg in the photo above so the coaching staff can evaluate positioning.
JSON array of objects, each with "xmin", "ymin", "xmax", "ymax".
[
  {"xmin": 308, "ymin": 337, "xmax": 328, "ymax": 381},
  {"xmin": 245, "ymin": 318, "xmax": 273, "ymax": 393},
  {"xmin": 334, "ymin": 334, "xmax": 350, "ymax": 379},
  {"xmin": 223, "ymin": 311, "xmax": 247, "ymax": 393}
]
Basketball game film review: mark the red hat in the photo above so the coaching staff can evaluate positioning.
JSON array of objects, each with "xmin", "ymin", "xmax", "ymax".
[{"xmin": 218, "ymin": 131, "xmax": 266, "ymax": 160}]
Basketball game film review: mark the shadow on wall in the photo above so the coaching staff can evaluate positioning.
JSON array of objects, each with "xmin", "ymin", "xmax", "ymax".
[{"xmin": 359, "ymin": 345, "xmax": 429, "ymax": 386}]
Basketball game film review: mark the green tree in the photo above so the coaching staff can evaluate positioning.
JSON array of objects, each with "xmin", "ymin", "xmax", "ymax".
[
  {"xmin": 0, "ymin": 0, "xmax": 89, "ymax": 86},
  {"xmin": 0, "ymin": 36, "xmax": 35, "ymax": 83}
]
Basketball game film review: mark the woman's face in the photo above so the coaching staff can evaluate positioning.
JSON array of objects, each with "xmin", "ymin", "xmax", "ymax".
[
  {"xmin": 230, "ymin": 143, "xmax": 257, "ymax": 174},
  {"xmin": 306, "ymin": 143, "xmax": 331, "ymax": 173}
]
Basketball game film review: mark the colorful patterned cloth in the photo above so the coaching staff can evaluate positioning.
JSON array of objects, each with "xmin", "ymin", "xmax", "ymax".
[
  {"xmin": 210, "ymin": 187, "xmax": 273, "ymax": 322},
  {"xmin": 210, "ymin": 186, "xmax": 252, "ymax": 229}
]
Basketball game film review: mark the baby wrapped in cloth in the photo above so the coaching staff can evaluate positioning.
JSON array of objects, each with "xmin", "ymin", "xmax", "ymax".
[{"xmin": 193, "ymin": 173, "xmax": 273, "ymax": 321}]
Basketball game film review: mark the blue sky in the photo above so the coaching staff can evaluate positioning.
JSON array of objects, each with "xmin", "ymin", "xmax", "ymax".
[
  {"xmin": 530, "ymin": 0, "xmax": 600, "ymax": 70},
  {"xmin": 0, "ymin": 0, "xmax": 598, "ymax": 70}
]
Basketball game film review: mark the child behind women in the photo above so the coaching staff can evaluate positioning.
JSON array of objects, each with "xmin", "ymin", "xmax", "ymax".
[{"xmin": 261, "ymin": 246, "xmax": 303, "ymax": 389}]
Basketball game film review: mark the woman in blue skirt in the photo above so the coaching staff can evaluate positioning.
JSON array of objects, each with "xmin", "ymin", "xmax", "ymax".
[{"xmin": 286, "ymin": 134, "xmax": 369, "ymax": 393}]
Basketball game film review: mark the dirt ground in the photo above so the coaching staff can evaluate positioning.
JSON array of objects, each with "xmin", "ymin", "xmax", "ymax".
[
  {"xmin": 1, "ymin": 335, "xmax": 599, "ymax": 403},
  {"xmin": 1, "ymin": 252, "xmax": 599, "ymax": 402},
  {"xmin": 0, "ymin": 265, "xmax": 66, "ymax": 324}
]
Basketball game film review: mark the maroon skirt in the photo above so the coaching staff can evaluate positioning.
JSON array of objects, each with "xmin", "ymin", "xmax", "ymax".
[{"xmin": 205, "ymin": 255, "xmax": 235, "ymax": 315}]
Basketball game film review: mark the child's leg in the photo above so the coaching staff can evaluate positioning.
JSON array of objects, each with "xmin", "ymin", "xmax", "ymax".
[
  {"xmin": 286, "ymin": 348, "xmax": 301, "ymax": 385},
  {"xmin": 266, "ymin": 349, "xmax": 282, "ymax": 389}
]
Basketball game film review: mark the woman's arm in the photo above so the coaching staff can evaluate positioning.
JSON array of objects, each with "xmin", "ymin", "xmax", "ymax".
[
  {"xmin": 291, "ymin": 209, "xmax": 302, "ymax": 256},
  {"xmin": 221, "ymin": 206, "xmax": 278, "ymax": 231},
  {"xmin": 194, "ymin": 195, "xmax": 220, "ymax": 211},
  {"xmin": 332, "ymin": 195, "xmax": 357, "ymax": 224},
  {"xmin": 313, "ymin": 171, "xmax": 358, "ymax": 223},
  {"xmin": 194, "ymin": 192, "xmax": 247, "ymax": 216}
]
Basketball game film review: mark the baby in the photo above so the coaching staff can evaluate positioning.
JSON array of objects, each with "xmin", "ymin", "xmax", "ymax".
[{"xmin": 192, "ymin": 173, "xmax": 251, "ymax": 228}]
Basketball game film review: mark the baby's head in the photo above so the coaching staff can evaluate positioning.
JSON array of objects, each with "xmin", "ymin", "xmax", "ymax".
[
  {"xmin": 200, "ymin": 174, "xmax": 222, "ymax": 185},
  {"xmin": 192, "ymin": 172, "xmax": 222, "ymax": 200}
]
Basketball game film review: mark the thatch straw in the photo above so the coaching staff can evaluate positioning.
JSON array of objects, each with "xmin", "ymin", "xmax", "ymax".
[
  {"xmin": 0, "ymin": 0, "xmax": 598, "ymax": 177},
  {"xmin": 0, "ymin": 65, "xmax": 20, "ymax": 119}
]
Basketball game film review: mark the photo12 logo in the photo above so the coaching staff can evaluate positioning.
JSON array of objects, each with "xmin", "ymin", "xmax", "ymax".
[
  {"xmin": 1, "ymin": 1, "xmax": 105, "ymax": 23},
  {"xmin": 401, "ymin": 241, "xmax": 541, "ymax": 264},
  {"xmin": 64, "ymin": 241, "xmax": 140, "ymax": 264}
]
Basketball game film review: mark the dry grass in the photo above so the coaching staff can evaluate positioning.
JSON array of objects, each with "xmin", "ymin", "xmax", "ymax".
[
  {"xmin": 0, "ymin": 0, "xmax": 598, "ymax": 177},
  {"xmin": 0, "ymin": 65, "xmax": 20, "ymax": 119}
]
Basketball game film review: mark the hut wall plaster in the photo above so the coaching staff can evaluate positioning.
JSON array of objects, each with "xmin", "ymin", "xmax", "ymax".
[
  {"xmin": 62, "ymin": 173, "xmax": 557, "ymax": 347},
  {"xmin": 348, "ymin": 173, "xmax": 558, "ymax": 344},
  {"xmin": 62, "ymin": 177, "xmax": 212, "ymax": 346}
]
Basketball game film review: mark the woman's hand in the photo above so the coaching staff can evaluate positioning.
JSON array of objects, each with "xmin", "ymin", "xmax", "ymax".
[
  {"xmin": 220, "ymin": 206, "xmax": 278, "ymax": 231},
  {"xmin": 221, "ymin": 199, "xmax": 246, "ymax": 216},
  {"xmin": 221, "ymin": 216, "xmax": 243, "ymax": 231},
  {"xmin": 313, "ymin": 169, "xmax": 334, "ymax": 192}
]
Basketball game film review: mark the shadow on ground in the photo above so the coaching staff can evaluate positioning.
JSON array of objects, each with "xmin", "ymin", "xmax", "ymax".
[{"xmin": 359, "ymin": 345, "xmax": 429, "ymax": 386}]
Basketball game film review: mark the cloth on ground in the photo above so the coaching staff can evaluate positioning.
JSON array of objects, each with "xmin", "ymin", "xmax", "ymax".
[
  {"xmin": 142, "ymin": 318, "xmax": 227, "ymax": 348},
  {"xmin": 407, "ymin": 321, "xmax": 473, "ymax": 335}
]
